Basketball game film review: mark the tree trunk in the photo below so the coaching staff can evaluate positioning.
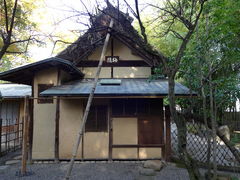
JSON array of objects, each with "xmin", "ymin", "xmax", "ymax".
[
  {"xmin": 209, "ymin": 66, "xmax": 217, "ymax": 180},
  {"xmin": 0, "ymin": 43, "xmax": 10, "ymax": 60},
  {"xmin": 168, "ymin": 76, "xmax": 202, "ymax": 180},
  {"xmin": 200, "ymin": 76, "xmax": 212, "ymax": 178},
  {"xmin": 217, "ymin": 128, "xmax": 240, "ymax": 163}
]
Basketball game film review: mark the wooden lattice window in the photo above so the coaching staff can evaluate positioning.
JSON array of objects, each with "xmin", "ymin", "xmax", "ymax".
[
  {"xmin": 38, "ymin": 84, "xmax": 54, "ymax": 104},
  {"xmin": 85, "ymin": 105, "xmax": 108, "ymax": 132},
  {"xmin": 112, "ymin": 99, "xmax": 162, "ymax": 116}
]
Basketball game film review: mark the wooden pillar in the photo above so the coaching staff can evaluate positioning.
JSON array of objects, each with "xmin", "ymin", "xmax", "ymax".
[
  {"xmin": 21, "ymin": 96, "xmax": 29, "ymax": 175},
  {"xmin": 54, "ymin": 98, "xmax": 60, "ymax": 162},
  {"xmin": 55, "ymin": 69, "xmax": 61, "ymax": 162},
  {"xmin": 28, "ymin": 98, "xmax": 33, "ymax": 164},
  {"xmin": 108, "ymin": 101, "xmax": 113, "ymax": 161},
  {"xmin": 164, "ymin": 105, "xmax": 171, "ymax": 161}
]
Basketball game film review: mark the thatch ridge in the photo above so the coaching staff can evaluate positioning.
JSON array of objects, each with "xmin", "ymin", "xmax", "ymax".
[{"xmin": 57, "ymin": 3, "xmax": 164, "ymax": 67}]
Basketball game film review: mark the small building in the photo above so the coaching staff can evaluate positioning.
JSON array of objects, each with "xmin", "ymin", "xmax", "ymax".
[
  {"xmin": 0, "ymin": 5, "xmax": 193, "ymax": 161},
  {"xmin": 0, "ymin": 84, "xmax": 31, "ymax": 128}
]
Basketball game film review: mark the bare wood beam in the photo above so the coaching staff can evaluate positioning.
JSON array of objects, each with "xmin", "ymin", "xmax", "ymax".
[
  {"xmin": 64, "ymin": 18, "xmax": 114, "ymax": 180},
  {"xmin": 54, "ymin": 69, "xmax": 61, "ymax": 163},
  {"xmin": 21, "ymin": 96, "xmax": 29, "ymax": 175}
]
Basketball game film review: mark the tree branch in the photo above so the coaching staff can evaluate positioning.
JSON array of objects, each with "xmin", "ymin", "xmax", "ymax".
[
  {"xmin": 3, "ymin": 0, "xmax": 9, "ymax": 33},
  {"xmin": 134, "ymin": 0, "xmax": 148, "ymax": 43},
  {"xmin": 8, "ymin": 0, "xmax": 18, "ymax": 39}
]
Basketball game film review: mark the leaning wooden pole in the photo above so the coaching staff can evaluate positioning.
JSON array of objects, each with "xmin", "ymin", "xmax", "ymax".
[
  {"xmin": 21, "ymin": 96, "xmax": 29, "ymax": 175},
  {"xmin": 64, "ymin": 18, "xmax": 114, "ymax": 180}
]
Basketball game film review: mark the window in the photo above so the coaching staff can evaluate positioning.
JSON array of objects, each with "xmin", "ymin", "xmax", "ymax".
[
  {"xmin": 149, "ymin": 99, "xmax": 162, "ymax": 115},
  {"xmin": 137, "ymin": 99, "xmax": 149, "ymax": 115},
  {"xmin": 112, "ymin": 99, "xmax": 124, "ymax": 116},
  {"xmin": 111, "ymin": 99, "xmax": 162, "ymax": 117},
  {"xmin": 85, "ymin": 105, "xmax": 108, "ymax": 132},
  {"xmin": 38, "ymin": 84, "xmax": 53, "ymax": 104},
  {"xmin": 125, "ymin": 99, "xmax": 137, "ymax": 115}
]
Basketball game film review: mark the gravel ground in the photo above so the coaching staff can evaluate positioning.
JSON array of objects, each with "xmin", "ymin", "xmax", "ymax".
[
  {"xmin": 0, "ymin": 162, "xmax": 190, "ymax": 180},
  {"xmin": 0, "ymin": 149, "xmax": 21, "ymax": 165}
]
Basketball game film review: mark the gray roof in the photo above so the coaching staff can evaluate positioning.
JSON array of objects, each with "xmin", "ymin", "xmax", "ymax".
[
  {"xmin": 0, "ymin": 57, "xmax": 84, "ymax": 85},
  {"xmin": 0, "ymin": 84, "xmax": 31, "ymax": 98},
  {"xmin": 41, "ymin": 79, "xmax": 196, "ymax": 97}
]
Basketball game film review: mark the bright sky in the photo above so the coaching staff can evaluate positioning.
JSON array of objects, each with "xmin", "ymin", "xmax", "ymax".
[{"xmin": 29, "ymin": 0, "xmax": 157, "ymax": 61}]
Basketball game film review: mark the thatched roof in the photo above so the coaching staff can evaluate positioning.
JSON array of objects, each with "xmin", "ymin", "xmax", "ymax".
[{"xmin": 57, "ymin": 3, "xmax": 163, "ymax": 67}]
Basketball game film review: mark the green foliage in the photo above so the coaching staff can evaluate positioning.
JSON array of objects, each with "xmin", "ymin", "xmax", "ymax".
[
  {"xmin": 177, "ymin": 0, "xmax": 240, "ymax": 116},
  {"xmin": 144, "ymin": 0, "xmax": 239, "ymax": 122},
  {"xmin": 0, "ymin": 0, "xmax": 44, "ymax": 71},
  {"xmin": 231, "ymin": 133, "xmax": 240, "ymax": 145}
]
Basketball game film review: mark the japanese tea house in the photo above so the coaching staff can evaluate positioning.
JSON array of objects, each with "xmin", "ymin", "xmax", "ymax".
[{"xmin": 0, "ymin": 5, "xmax": 193, "ymax": 161}]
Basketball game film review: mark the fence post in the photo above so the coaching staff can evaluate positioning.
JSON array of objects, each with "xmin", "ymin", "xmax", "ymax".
[{"xmin": 21, "ymin": 96, "xmax": 29, "ymax": 175}]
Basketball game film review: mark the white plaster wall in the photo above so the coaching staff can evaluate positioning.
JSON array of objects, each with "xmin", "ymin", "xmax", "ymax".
[
  {"xmin": 32, "ymin": 68, "xmax": 58, "ymax": 159},
  {"xmin": 113, "ymin": 67, "xmax": 151, "ymax": 78},
  {"xmin": 59, "ymin": 99, "xmax": 83, "ymax": 159},
  {"xmin": 84, "ymin": 132, "xmax": 109, "ymax": 159},
  {"xmin": 80, "ymin": 67, "xmax": 111, "ymax": 78},
  {"xmin": 113, "ymin": 117, "xmax": 137, "ymax": 145},
  {"xmin": 139, "ymin": 148, "xmax": 162, "ymax": 159},
  {"xmin": 88, "ymin": 38, "xmax": 143, "ymax": 60}
]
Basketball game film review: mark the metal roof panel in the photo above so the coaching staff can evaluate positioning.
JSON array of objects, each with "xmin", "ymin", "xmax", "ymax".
[
  {"xmin": 40, "ymin": 79, "xmax": 196, "ymax": 97},
  {"xmin": 0, "ymin": 84, "xmax": 31, "ymax": 98}
]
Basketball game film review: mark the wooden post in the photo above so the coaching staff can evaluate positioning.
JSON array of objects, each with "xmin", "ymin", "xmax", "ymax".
[
  {"xmin": 21, "ymin": 96, "xmax": 29, "ymax": 175},
  {"xmin": 55, "ymin": 69, "xmax": 61, "ymax": 163},
  {"xmin": 54, "ymin": 98, "xmax": 60, "ymax": 162},
  {"xmin": 65, "ymin": 19, "xmax": 114, "ymax": 180},
  {"xmin": 27, "ymin": 99, "xmax": 33, "ymax": 164},
  {"xmin": 28, "ymin": 80, "xmax": 34, "ymax": 164},
  {"xmin": 108, "ymin": 101, "xmax": 113, "ymax": 161}
]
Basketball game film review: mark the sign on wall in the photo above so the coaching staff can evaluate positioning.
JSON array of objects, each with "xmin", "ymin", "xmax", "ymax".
[{"xmin": 105, "ymin": 56, "xmax": 119, "ymax": 63}]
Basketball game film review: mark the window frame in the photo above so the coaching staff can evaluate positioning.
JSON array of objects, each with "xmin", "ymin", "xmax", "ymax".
[
  {"xmin": 85, "ymin": 105, "xmax": 108, "ymax": 132},
  {"xmin": 111, "ymin": 99, "xmax": 162, "ymax": 117},
  {"xmin": 38, "ymin": 84, "xmax": 54, "ymax": 104}
]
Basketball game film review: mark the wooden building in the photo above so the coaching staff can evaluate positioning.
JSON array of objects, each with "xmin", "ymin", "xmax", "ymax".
[
  {"xmin": 0, "ymin": 5, "xmax": 193, "ymax": 161},
  {"xmin": 0, "ymin": 84, "xmax": 31, "ymax": 129}
]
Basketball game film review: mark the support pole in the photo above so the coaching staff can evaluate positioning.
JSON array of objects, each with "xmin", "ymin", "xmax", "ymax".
[
  {"xmin": 21, "ymin": 96, "xmax": 29, "ymax": 175},
  {"xmin": 64, "ymin": 18, "xmax": 114, "ymax": 180}
]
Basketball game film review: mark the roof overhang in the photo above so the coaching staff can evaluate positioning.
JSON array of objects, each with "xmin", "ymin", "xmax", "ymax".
[
  {"xmin": 0, "ymin": 57, "xmax": 84, "ymax": 85},
  {"xmin": 40, "ymin": 78, "xmax": 197, "ymax": 97},
  {"xmin": 0, "ymin": 84, "xmax": 32, "ymax": 99}
]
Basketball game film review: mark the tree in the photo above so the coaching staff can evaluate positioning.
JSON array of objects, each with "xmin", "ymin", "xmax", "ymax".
[
  {"xmin": 0, "ymin": 0, "xmax": 43, "ymax": 68},
  {"xmin": 177, "ymin": 0, "xmax": 240, "ymax": 170},
  {"xmin": 126, "ymin": 1, "xmax": 207, "ymax": 179}
]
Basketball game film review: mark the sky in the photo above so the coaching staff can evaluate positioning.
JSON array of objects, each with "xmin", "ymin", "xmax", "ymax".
[{"xmin": 29, "ymin": 0, "xmax": 155, "ymax": 61}]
